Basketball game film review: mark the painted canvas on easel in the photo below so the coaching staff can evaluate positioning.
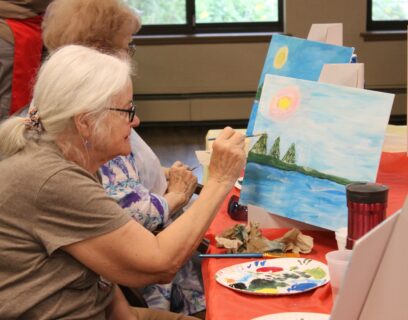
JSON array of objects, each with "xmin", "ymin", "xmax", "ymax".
[
  {"xmin": 240, "ymin": 75, "xmax": 394, "ymax": 230},
  {"xmin": 247, "ymin": 34, "xmax": 354, "ymax": 135}
]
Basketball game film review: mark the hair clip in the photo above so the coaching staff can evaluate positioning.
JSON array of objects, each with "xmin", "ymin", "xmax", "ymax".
[{"xmin": 24, "ymin": 107, "xmax": 43, "ymax": 133}]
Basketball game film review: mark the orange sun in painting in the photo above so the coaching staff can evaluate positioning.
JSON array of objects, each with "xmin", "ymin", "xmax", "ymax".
[{"xmin": 268, "ymin": 86, "xmax": 300, "ymax": 120}]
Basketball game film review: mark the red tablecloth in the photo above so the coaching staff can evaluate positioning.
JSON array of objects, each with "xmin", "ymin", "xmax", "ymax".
[
  {"xmin": 202, "ymin": 152, "xmax": 408, "ymax": 320},
  {"xmin": 376, "ymin": 152, "xmax": 408, "ymax": 216}
]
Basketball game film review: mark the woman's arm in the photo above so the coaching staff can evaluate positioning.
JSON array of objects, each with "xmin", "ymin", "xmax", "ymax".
[
  {"xmin": 164, "ymin": 162, "xmax": 197, "ymax": 214},
  {"xmin": 162, "ymin": 166, "xmax": 170, "ymax": 180},
  {"xmin": 63, "ymin": 127, "xmax": 245, "ymax": 287},
  {"xmin": 105, "ymin": 285, "xmax": 136, "ymax": 320}
]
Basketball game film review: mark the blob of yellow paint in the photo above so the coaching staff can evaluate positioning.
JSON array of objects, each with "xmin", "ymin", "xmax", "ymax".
[
  {"xmin": 254, "ymin": 288, "xmax": 279, "ymax": 294},
  {"xmin": 273, "ymin": 46, "xmax": 288, "ymax": 69},
  {"xmin": 277, "ymin": 96, "xmax": 292, "ymax": 110}
]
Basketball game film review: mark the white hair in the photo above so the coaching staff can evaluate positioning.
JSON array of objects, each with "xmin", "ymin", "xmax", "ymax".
[{"xmin": 0, "ymin": 45, "xmax": 131, "ymax": 159}]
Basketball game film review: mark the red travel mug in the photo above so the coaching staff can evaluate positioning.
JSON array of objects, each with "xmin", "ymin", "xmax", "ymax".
[
  {"xmin": 346, "ymin": 182, "xmax": 388, "ymax": 249},
  {"xmin": 227, "ymin": 195, "xmax": 248, "ymax": 221}
]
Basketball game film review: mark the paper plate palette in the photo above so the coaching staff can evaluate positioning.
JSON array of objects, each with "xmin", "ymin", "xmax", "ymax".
[
  {"xmin": 252, "ymin": 312, "xmax": 330, "ymax": 320},
  {"xmin": 215, "ymin": 258, "xmax": 329, "ymax": 296}
]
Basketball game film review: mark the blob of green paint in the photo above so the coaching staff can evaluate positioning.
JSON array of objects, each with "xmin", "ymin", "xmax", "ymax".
[
  {"xmin": 248, "ymin": 278, "xmax": 287, "ymax": 291},
  {"xmin": 304, "ymin": 267, "xmax": 326, "ymax": 279}
]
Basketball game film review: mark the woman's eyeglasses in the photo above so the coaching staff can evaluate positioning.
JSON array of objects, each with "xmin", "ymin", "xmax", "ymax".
[{"xmin": 109, "ymin": 102, "xmax": 136, "ymax": 122}]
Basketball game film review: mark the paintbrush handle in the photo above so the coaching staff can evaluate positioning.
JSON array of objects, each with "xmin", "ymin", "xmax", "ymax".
[
  {"xmin": 199, "ymin": 253, "xmax": 263, "ymax": 258},
  {"xmin": 199, "ymin": 252, "xmax": 300, "ymax": 259},
  {"xmin": 263, "ymin": 252, "xmax": 300, "ymax": 258},
  {"xmin": 207, "ymin": 133, "xmax": 263, "ymax": 141}
]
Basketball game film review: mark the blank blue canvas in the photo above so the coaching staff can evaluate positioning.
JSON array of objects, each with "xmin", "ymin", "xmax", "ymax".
[
  {"xmin": 247, "ymin": 34, "xmax": 354, "ymax": 135},
  {"xmin": 240, "ymin": 75, "xmax": 394, "ymax": 230}
]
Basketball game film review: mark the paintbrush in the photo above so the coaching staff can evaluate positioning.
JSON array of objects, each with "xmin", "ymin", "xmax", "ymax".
[
  {"xmin": 199, "ymin": 252, "xmax": 300, "ymax": 259},
  {"xmin": 194, "ymin": 183, "xmax": 203, "ymax": 195},
  {"xmin": 188, "ymin": 165, "xmax": 200, "ymax": 171},
  {"xmin": 207, "ymin": 132, "xmax": 264, "ymax": 141}
]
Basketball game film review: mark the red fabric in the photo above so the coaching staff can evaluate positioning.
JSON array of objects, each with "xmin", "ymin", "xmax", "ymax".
[
  {"xmin": 203, "ymin": 229, "xmax": 336, "ymax": 320},
  {"xmin": 6, "ymin": 16, "xmax": 43, "ymax": 115},
  {"xmin": 376, "ymin": 152, "xmax": 408, "ymax": 216},
  {"xmin": 203, "ymin": 152, "xmax": 407, "ymax": 320}
]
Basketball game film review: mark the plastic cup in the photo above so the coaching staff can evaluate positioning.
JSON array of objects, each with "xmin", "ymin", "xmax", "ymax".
[
  {"xmin": 325, "ymin": 249, "xmax": 352, "ymax": 302},
  {"xmin": 335, "ymin": 227, "xmax": 348, "ymax": 250}
]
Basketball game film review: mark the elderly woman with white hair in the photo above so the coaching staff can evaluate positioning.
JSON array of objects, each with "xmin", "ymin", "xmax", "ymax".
[
  {"xmin": 41, "ymin": 0, "xmax": 206, "ymax": 314},
  {"xmin": 0, "ymin": 45, "xmax": 246, "ymax": 320}
]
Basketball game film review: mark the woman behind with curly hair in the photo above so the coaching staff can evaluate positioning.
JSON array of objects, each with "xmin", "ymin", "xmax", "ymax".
[{"xmin": 42, "ymin": 0, "xmax": 140, "ymax": 53}]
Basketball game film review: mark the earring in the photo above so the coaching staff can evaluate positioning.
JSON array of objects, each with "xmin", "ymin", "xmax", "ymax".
[{"xmin": 84, "ymin": 139, "xmax": 91, "ymax": 149}]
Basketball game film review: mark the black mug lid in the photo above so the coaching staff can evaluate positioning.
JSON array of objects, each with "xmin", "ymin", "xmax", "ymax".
[{"xmin": 346, "ymin": 182, "xmax": 388, "ymax": 204}]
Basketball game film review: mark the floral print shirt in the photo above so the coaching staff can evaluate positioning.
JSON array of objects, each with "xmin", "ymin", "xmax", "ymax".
[
  {"xmin": 100, "ymin": 151, "xmax": 205, "ymax": 314},
  {"xmin": 100, "ymin": 152, "xmax": 169, "ymax": 231}
]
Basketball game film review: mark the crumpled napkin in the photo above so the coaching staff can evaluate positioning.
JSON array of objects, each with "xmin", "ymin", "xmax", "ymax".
[
  {"xmin": 215, "ymin": 222, "xmax": 313, "ymax": 254},
  {"xmin": 274, "ymin": 228, "xmax": 314, "ymax": 254}
]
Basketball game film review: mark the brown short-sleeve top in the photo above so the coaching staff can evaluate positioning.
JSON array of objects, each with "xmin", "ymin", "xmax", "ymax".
[{"xmin": 0, "ymin": 142, "xmax": 131, "ymax": 319}]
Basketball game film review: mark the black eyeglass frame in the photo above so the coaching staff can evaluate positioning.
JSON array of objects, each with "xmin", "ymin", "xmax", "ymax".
[
  {"xmin": 109, "ymin": 102, "xmax": 136, "ymax": 122},
  {"xmin": 127, "ymin": 44, "xmax": 137, "ymax": 57}
]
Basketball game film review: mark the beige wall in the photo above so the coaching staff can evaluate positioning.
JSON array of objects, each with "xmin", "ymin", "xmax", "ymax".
[{"xmin": 133, "ymin": 0, "xmax": 407, "ymax": 122}]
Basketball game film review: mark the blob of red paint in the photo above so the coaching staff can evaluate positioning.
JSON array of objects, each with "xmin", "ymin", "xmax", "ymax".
[{"xmin": 256, "ymin": 267, "xmax": 283, "ymax": 272}]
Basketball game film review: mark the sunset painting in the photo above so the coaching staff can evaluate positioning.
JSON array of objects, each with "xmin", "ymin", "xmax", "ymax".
[{"xmin": 240, "ymin": 75, "xmax": 394, "ymax": 230}]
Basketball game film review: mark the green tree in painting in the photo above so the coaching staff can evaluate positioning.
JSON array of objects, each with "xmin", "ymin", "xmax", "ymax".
[
  {"xmin": 251, "ymin": 133, "xmax": 267, "ymax": 154},
  {"xmin": 269, "ymin": 136, "xmax": 280, "ymax": 159},
  {"xmin": 282, "ymin": 143, "xmax": 296, "ymax": 164}
]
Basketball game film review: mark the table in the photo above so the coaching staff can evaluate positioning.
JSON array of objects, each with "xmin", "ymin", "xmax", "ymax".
[{"xmin": 202, "ymin": 151, "xmax": 408, "ymax": 320}]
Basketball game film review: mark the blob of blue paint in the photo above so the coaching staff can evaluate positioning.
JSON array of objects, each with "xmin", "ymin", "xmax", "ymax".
[
  {"xmin": 238, "ymin": 274, "xmax": 253, "ymax": 283},
  {"xmin": 288, "ymin": 282, "xmax": 317, "ymax": 292}
]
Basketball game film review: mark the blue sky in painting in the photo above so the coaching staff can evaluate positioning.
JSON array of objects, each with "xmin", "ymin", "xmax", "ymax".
[
  {"xmin": 260, "ymin": 34, "xmax": 354, "ymax": 81},
  {"xmin": 253, "ymin": 75, "xmax": 394, "ymax": 181},
  {"xmin": 247, "ymin": 34, "xmax": 354, "ymax": 135}
]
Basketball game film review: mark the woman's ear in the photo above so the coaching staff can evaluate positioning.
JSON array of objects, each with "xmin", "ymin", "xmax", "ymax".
[{"xmin": 73, "ymin": 114, "xmax": 92, "ymax": 139}]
